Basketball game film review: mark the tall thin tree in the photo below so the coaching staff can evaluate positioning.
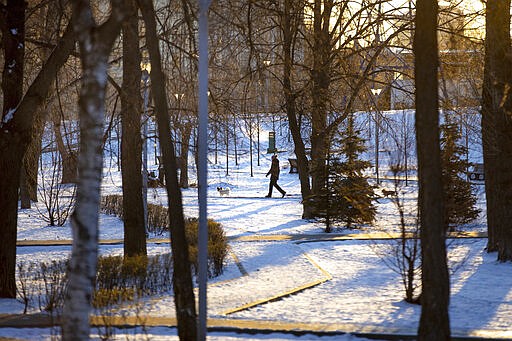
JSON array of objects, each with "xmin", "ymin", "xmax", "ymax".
[
  {"xmin": 121, "ymin": 0, "xmax": 147, "ymax": 257},
  {"xmin": 62, "ymin": 1, "xmax": 126, "ymax": 339},
  {"xmin": 0, "ymin": 0, "xmax": 26, "ymax": 298},
  {"xmin": 414, "ymin": 0, "xmax": 450, "ymax": 339},
  {"xmin": 309, "ymin": 0, "xmax": 332, "ymax": 197},
  {"xmin": 281, "ymin": 0, "xmax": 314, "ymax": 219},
  {"xmin": 137, "ymin": 0, "xmax": 198, "ymax": 338},
  {"xmin": 481, "ymin": 0, "xmax": 512, "ymax": 260}
]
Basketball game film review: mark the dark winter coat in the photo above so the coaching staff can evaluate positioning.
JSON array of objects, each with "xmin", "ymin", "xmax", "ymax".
[{"xmin": 266, "ymin": 157, "xmax": 280, "ymax": 180}]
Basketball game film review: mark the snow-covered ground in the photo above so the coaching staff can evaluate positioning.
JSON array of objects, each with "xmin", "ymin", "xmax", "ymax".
[{"xmin": 1, "ymin": 112, "xmax": 509, "ymax": 340}]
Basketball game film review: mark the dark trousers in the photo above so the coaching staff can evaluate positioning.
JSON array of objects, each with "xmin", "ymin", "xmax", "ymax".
[{"xmin": 268, "ymin": 177, "xmax": 285, "ymax": 196}]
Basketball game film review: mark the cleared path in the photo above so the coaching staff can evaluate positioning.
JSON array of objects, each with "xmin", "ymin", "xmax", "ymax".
[{"xmin": 3, "ymin": 231, "xmax": 499, "ymax": 340}]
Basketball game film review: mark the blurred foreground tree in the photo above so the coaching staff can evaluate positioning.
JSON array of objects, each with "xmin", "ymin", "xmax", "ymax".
[
  {"xmin": 481, "ymin": 0, "xmax": 512, "ymax": 261},
  {"xmin": 62, "ymin": 1, "xmax": 126, "ymax": 339},
  {"xmin": 414, "ymin": 0, "xmax": 450, "ymax": 339}
]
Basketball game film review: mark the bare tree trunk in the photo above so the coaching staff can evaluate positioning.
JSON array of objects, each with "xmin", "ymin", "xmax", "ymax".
[
  {"xmin": 482, "ymin": 0, "xmax": 512, "ymax": 260},
  {"xmin": 414, "ymin": 0, "xmax": 450, "ymax": 339},
  {"xmin": 179, "ymin": 124, "xmax": 192, "ymax": 188},
  {"xmin": 53, "ymin": 116, "xmax": 78, "ymax": 184},
  {"xmin": 121, "ymin": 0, "xmax": 146, "ymax": 258},
  {"xmin": 491, "ymin": 0, "xmax": 512, "ymax": 261},
  {"xmin": 21, "ymin": 0, "xmax": 64, "ymax": 200},
  {"xmin": 19, "ymin": 166, "xmax": 31, "ymax": 209},
  {"xmin": 138, "ymin": 0, "xmax": 198, "ymax": 338},
  {"xmin": 24, "ymin": 111, "xmax": 45, "ymax": 201},
  {"xmin": 0, "ymin": 9, "xmax": 75, "ymax": 298},
  {"xmin": 309, "ymin": 0, "xmax": 331, "ymax": 197},
  {"xmin": 281, "ymin": 0, "xmax": 313, "ymax": 219},
  {"xmin": 0, "ymin": 0, "xmax": 26, "ymax": 298},
  {"xmin": 61, "ymin": 2, "xmax": 125, "ymax": 340}
]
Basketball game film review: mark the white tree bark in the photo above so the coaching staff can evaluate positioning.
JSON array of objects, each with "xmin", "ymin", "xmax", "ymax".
[{"xmin": 62, "ymin": 2, "xmax": 126, "ymax": 340}]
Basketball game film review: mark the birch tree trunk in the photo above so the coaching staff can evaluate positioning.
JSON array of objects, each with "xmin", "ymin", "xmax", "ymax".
[{"xmin": 61, "ymin": 2, "xmax": 125, "ymax": 340}]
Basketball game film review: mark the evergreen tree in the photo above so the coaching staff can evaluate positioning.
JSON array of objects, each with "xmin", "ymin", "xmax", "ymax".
[
  {"xmin": 314, "ymin": 115, "xmax": 376, "ymax": 232},
  {"xmin": 440, "ymin": 115, "xmax": 480, "ymax": 230}
]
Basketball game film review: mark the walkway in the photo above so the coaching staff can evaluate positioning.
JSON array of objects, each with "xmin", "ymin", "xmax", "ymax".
[
  {"xmin": 1, "ymin": 313, "xmax": 507, "ymax": 340},
  {"xmin": 2, "ymin": 231, "xmax": 502, "ymax": 340}
]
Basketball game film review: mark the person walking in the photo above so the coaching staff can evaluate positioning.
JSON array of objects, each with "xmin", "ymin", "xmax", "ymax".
[{"xmin": 265, "ymin": 154, "xmax": 286, "ymax": 198}]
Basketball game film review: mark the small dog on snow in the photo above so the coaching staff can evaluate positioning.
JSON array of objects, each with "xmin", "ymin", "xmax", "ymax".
[
  {"xmin": 381, "ymin": 189, "xmax": 397, "ymax": 197},
  {"xmin": 217, "ymin": 187, "xmax": 230, "ymax": 196}
]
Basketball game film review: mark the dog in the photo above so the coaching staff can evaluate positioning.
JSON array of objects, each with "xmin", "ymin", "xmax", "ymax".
[
  {"xmin": 217, "ymin": 187, "xmax": 230, "ymax": 196},
  {"xmin": 381, "ymin": 189, "xmax": 397, "ymax": 197}
]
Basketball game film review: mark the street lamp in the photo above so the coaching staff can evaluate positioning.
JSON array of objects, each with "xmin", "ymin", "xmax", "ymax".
[
  {"xmin": 141, "ymin": 61, "xmax": 151, "ymax": 234},
  {"xmin": 371, "ymin": 88, "xmax": 382, "ymax": 184},
  {"xmin": 263, "ymin": 60, "xmax": 277, "ymax": 154},
  {"xmin": 256, "ymin": 80, "xmax": 262, "ymax": 167},
  {"xmin": 174, "ymin": 93, "xmax": 185, "ymax": 159},
  {"xmin": 263, "ymin": 60, "xmax": 272, "ymax": 131},
  {"xmin": 403, "ymin": 109, "xmax": 409, "ymax": 186},
  {"xmin": 197, "ymin": 1, "xmax": 211, "ymax": 338},
  {"xmin": 174, "ymin": 93, "xmax": 184, "ymax": 101}
]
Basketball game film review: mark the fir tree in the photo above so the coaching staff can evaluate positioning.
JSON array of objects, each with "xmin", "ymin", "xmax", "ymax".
[
  {"xmin": 440, "ymin": 115, "xmax": 480, "ymax": 230},
  {"xmin": 314, "ymin": 114, "xmax": 376, "ymax": 231}
]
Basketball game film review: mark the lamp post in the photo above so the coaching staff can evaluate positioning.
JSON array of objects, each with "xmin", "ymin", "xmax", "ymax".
[
  {"xmin": 256, "ymin": 80, "xmax": 261, "ymax": 167},
  {"xmin": 141, "ymin": 62, "xmax": 151, "ymax": 233},
  {"xmin": 174, "ymin": 93, "xmax": 184, "ymax": 160},
  {"xmin": 371, "ymin": 88, "xmax": 382, "ymax": 184},
  {"xmin": 198, "ymin": 0, "xmax": 211, "ymax": 339},
  {"xmin": 263, "ymin": 60, "xmax": 277, "ymax": 154},
  {"xmin": 257, "ymin": 114, "xmax": 260, "ymax": 166},
  {"xmin": 249, "ymin": 112, "xmax": 254, "ymax": 177},
  {"xmin": 263, "ymin": 60, "xmax": 273, "ymax": 132},
  {"xmin": 154, "ymin": 141, "xmax": 157, "ymax": 165},
  {"xmin": 403, "ymin": 109, "xmax": 409, "ymax": 186}
]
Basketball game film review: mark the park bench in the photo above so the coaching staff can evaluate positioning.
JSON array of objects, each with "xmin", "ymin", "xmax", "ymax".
[
  {"xmin": 147, "ymin": 171, "xmax": 162, "ymax": 188},
  {"xmin": 468, "ymin": 163, "xmax": 484, "ymax": 181},
  {"xmin": 151, "ymin": 155, "xmax": 183, "ymax": 187},
  {"xmin": 288, "ymin": 158, "xmax": 298, "ymax": 173},
  {"xmin": 288, "ymin": 158, "xmax": 312, "ymax": 173}
]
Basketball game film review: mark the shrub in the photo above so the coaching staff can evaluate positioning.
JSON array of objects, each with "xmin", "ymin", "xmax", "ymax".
[
  {"xmin": 37, "ymin": 149, "xmax": 76, "ymax": 226},
  {"xmin": 16, "ymin": 259, "xmax": 68, "ymax": 314},
  {"xmin": 100, "ymin": 194, "xmax": 123, "ymax": 218},
  {"xmin": 94, "ymin": 253, "xmax": 173, "ymax": 308},
  {"xmin": 99, "ymin": 195, "xmax": 228, "ymax": 276},
  {"xmin": 100, "ymin": 195, "xmax": 169, "ymax": 235},
  {"xmin": 146, "ymin": 203, "xmax": 169, "ymax": 235},
  {"xmin": 185, "ymin": 218, "xmax": 228, "ymax": 277}
]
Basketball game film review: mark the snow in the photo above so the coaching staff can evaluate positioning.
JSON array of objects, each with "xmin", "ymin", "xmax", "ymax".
[
  {"xmin": 2, "ymin": 108, "xmax": 15, "ymax": 124},
  {"xmin": 1, "ymin": 111, "xmax": 508, "ymax": 340}
]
